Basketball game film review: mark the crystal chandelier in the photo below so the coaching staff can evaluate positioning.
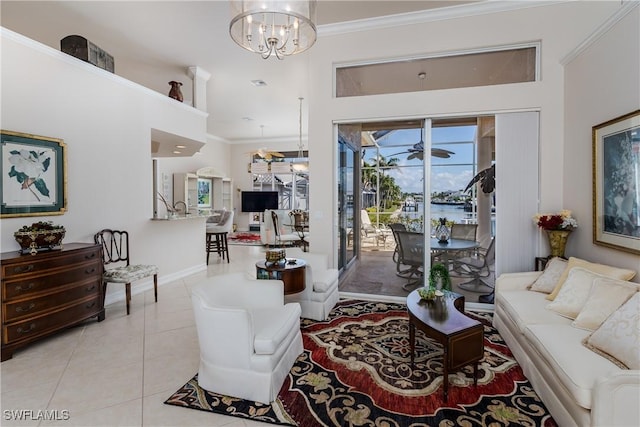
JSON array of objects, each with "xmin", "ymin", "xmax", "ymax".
[{"xmin": 229, "ymin": 0, "xmax": 317, "ymax": 60}]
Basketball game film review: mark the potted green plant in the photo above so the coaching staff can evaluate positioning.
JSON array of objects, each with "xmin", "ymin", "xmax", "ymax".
[
  {"xmin": 428, "ymin": 262, "xmax": 451, "ymax": 291},
  {"xmin": 14, "ymin": 221, "xmax": 66, "ymax": 255}
]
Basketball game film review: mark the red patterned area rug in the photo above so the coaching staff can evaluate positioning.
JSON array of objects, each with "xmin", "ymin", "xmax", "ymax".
[
  {"xmin": 165, "ymin": 300, "xmax": 556, "ymax": 426},
  {"xmin": 227, "ymin": 231, "xmax": 263, "ymax": 246}
]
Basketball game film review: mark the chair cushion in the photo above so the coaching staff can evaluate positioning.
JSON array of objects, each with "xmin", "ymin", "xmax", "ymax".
[
  {"xmin": 103, "ymin": 264, "xmax": 158, "ymax": 283},
  {"xmin": 252, "ymin": 303, "xmax": 301, "ymax": 355}
]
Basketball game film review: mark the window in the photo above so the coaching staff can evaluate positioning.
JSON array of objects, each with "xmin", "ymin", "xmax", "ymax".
[{"xmin": 336, "ymin": 45, "xmax": 538, "ymax": 97}]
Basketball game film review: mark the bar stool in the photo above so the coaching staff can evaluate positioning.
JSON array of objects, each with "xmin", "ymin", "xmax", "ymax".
[
  {"xmin": 206, "ymin": 232, "xmax": 229, "ymax": 263},
  {"xmin": 205, "ymin": 210, "xmax": 234, "ymax": 263}
]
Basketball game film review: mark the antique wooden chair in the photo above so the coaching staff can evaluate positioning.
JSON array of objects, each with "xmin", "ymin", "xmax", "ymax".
[{"xmin": 94, "ymin": 229, "xmax": 158, "ymax": 315}]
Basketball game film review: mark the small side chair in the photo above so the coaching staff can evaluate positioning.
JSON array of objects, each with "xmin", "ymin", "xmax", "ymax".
[{"xmin": 94, "ymin": 229, "xmax": 158, "ymax": 315}]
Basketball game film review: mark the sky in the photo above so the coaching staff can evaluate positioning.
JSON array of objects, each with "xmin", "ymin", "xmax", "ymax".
[{"xmin": 363, "ymin": 125, "xmax": 477, "ymax": 194}]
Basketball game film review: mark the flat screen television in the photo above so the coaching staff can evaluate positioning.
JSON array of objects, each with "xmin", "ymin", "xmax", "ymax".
[{"xmin": 241, "ymin": 191, "xmax": 279, "ymax": 212}]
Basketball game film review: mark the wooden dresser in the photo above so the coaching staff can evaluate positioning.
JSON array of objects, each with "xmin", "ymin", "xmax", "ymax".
[{"xmin": 1, "ymin": 243, "xmax": 104, "ymax": 361}]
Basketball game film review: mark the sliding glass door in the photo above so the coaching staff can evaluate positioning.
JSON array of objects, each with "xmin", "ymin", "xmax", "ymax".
[{"xmin": 337, "ymin": 124, "xmax": 361, "ymax": 271}]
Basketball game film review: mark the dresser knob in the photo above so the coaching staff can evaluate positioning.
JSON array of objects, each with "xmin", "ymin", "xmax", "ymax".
[
  {"xmin": 86, "ymin": 302, "xmax": 96, "ymax": 309},
  {"xmin": 17, "ymin": 323, "xmax": 36, "ymax": 334},
  {"xmin": 15, "ymin": 283, "xmax": 35, "ymax": 292},
  {"xmin": 85, "ymin": 253, "xmax": 96, "ymax": 259},
  {"xmin": 86, "ymin": 284, "xmax": 97, "ymax": 292},
  {"xmin": 85, "ymin": 268, "xmax": 96, "ymax": 274},
  {"xmin": 15, "ymin": 303, "xmax": 36, "ymax": 313}
]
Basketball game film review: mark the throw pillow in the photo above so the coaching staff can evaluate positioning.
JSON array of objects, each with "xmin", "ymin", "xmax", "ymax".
[
  {"xmin": 546, "ymin": 257, "xmax": 636, "ymax": 301},
  {"xmin": 572, "ymin": 277, "xmax": 638, "ymax": 331},
  {"xmin": 530, "ymin": 257, "xmax": 568, "ymax": 293},
  {"xmin": 584, "ymin": 292, "xmax": 640, "ymax": 369},
  {"xmin": 546, "ymin": 267, "xmax": 600, "ymax": 319}
]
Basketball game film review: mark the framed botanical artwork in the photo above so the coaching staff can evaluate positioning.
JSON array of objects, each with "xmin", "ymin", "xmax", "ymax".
[
  {"xmin": 592, "ymin": 110, "xmax": 640, "ymax": 254},
  {"xmin": 197, "ymin": 177, "xmax": 212, "ymax": 208},
  {"xmin": 1, "ymin": 130, "xmax": 67, "ymax": 218}
]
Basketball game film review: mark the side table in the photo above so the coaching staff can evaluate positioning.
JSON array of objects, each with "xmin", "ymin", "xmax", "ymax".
[{"xmin": 256, "ymin": 259, "xmax": 306, "ymax": 295}]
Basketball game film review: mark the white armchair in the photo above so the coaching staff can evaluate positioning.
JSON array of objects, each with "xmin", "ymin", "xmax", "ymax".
[
  {"xmin": 191, "ymin": 272, "xmax": 303, "ymax": 404},
  {"xmin": 285, "ymin": 248, "xmax": 340, "ymax": 321}
]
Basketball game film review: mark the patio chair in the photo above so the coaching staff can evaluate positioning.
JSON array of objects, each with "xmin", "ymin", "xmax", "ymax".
[
  {"xmin": 395, "ymin": 230, "xmax": 425, "ymax": 291},
  {"xmin": 360, "ymin": 210, "xmax": 391, "ymax": 248},
  {"xmin": 389, "ymin": 223, "xmax": 414, "ymax": 277},
  {"xmin": 454, "ymin": 237, "xmax": 495, "ymax": 293}
]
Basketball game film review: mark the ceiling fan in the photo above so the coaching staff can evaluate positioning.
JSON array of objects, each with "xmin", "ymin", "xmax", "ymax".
[
  {"xmin": 248, "ymin": 148, "xmax": 285, "ymax": 161},
  {"xmin": 387, "ymin": 127, "xmax": 455, "ymax": 160}
]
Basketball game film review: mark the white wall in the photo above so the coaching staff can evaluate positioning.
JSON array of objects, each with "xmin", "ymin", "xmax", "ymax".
[
  {"xmin": 0, "ymin": 29, "xmax": 230, "ymax": 303},
  {"xmin": 564, "ymin": 5, "xmax": 640, "ymax": 278},
  {"xmin": 307, "ymin": 1, "xmax": 621, "ymax": 267}
]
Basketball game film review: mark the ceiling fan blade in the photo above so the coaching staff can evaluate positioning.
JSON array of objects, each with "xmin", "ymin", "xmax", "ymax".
[{"xmin": 431, "ymin": 148, "xmax": 455, "ymax": 158}]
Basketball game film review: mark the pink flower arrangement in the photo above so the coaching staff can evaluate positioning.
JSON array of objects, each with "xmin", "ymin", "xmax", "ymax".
[{"xmin": 533, "ymin": 210, "xmax": 578, "ymax": 231}]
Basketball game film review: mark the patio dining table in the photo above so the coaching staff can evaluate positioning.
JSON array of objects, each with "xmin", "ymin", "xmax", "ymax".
[{"xmin": 430, "ymin": 238, "xmax": 480, "ymax": 270}]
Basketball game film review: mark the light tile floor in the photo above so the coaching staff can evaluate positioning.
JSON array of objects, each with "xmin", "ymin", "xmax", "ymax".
[{"xmin": 0, "ymin": 245, "xmax": 277, "ymax": 427}]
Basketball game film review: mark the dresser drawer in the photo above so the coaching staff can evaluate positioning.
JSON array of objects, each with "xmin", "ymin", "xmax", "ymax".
[
  {"xmin": 2, "ymin": 260, "xmax": 102, "ymax": 301},
  {"xmin": 3, "ymin": 278, "xmax": 101, "ymax": 323},
  {"xmin": 1, "ymin": 247, "xmax": 101, "ymax": 279},
  {"xmin": 2, "ymin": 297, "xmax": 101, "ymax": 344}
]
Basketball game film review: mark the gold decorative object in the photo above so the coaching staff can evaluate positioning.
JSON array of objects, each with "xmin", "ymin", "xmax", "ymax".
[
  {"xmin": 265, "ymin": 249, "xmax": 286, "ymax": 264},
  {"xmin": 546, "ymin": 230, "xmax": 571, "ymax": 258}
]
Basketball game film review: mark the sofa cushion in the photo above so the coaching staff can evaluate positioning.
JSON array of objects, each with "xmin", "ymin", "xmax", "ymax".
[
  {"xmin": 252, "ymin": 304, "xmax": 301, "ymax": 355},
  {"xmin": 572, "ymin": 277, "xmax": 638, "ymax": 331},
  {"xmin": 546, "ymin": 267, "xmax": 599, "ymax": 319},
  {"xmin": 498, "ymin": 289, "xmax": 572, "ymax": 335},
  {"xmin": 530, "ymin": 257, "xmax": 568, "ymax": 293},
  {"xmin": 546, "ymin": 257, "xmax": 636, "ymax": 301},
  {"xmin": 584, "ymin": 293, "xmax": 640, "ymax": 369},
  {"xmin": 524, "ymin": 324, "xmax": 622, "ymax": 410}
]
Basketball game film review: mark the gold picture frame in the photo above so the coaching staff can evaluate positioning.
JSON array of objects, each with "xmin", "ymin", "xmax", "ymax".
[
  {"xmin": 1, "ymin": 130, "xmax": 68, "ymax": 218},
  {"xmin": 592, "ymin": 110, "xmax": 640, "ymax": 254}
]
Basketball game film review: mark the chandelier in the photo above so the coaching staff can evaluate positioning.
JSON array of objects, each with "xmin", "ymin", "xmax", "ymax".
[{"xmin": 229, "ymin": 0, "xmax": 317, "ymax": 60}]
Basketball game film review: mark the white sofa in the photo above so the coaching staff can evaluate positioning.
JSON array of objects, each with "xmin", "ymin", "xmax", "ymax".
[
  {"xmin": 284, "ymin": 247, "xmax": 339, "ymax": 321},
  {"xmin": 191, "ymin": 272, "xmax": 303, "ymax": 404},
  {"xmin": 493, "ymin": 266, "xmax": 640, "ymax": 427}
]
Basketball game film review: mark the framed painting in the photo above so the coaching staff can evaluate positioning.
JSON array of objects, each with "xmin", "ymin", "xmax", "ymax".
[
  {"xmin": 1, "ymin": 130, "xmax": 67, "ymax": 218},
  {"xmin": 592, "ymin": 110, "xmax": 640, "ymax": 254},
  {"xmin": 197, "ymin": 177, "xmax": 212, "ymax": 208}
]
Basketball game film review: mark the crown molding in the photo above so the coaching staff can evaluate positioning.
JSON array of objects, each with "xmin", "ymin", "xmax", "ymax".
[
  {"xmin": 560, "ymin": 0, "xmax": 639, "ymax": 66},
  {"xmin": 318, "ymin": 0, "xmax": 568, "ymax": 36}
]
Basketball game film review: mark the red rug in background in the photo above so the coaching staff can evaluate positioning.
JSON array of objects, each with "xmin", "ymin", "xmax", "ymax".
[{"xmin": 228, "ymin": 232, "xmax": 263, "ymax": 245}]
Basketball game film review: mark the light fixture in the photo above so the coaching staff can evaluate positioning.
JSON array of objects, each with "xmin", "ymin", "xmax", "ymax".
[
  {"xmin": 229, "ymin": 0, "xmax": 317, "ymax": 60},
  {"xmin": 292, "ymin": 97, "xmax": 308, "ymax": 172}
]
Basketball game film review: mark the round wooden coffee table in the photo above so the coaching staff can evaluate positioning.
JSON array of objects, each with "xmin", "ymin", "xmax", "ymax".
[
  {"xmin": 256, "ymin": 258, "xmax": 306, "ymax": 295},
  {"xmin": 407, "ymin": 289, "xmax": 484, "ymax": 401}
]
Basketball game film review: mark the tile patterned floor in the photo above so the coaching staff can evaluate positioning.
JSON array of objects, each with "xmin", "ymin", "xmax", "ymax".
[{"xmin": 0, "ymin": 245, "xmax": 275, "ymax": 427}]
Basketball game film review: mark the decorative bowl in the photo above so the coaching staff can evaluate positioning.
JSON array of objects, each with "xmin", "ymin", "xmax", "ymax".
[{"xmin": 14, "ymin": 228, "xmax": 66, "ymax": 255}]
